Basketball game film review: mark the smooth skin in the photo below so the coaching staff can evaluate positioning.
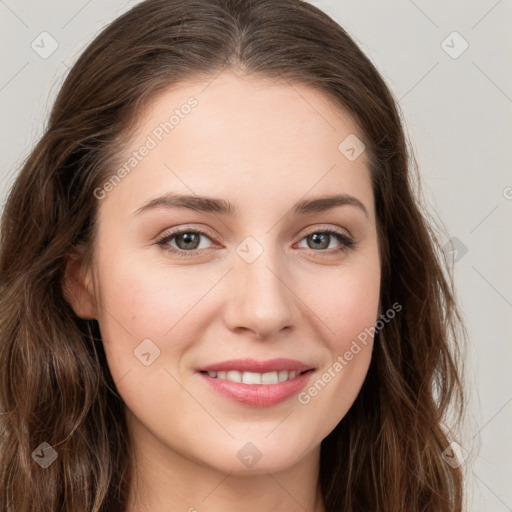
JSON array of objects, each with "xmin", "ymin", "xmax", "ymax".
[{"xmin": 64, "ymin": 70, "xmax": 381, "ymax": 512}]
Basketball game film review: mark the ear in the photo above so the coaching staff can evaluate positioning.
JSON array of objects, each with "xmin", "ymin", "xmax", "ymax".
[{"xmin": 61, "ymin": 246, "xmax": 98, "ymax": 320}]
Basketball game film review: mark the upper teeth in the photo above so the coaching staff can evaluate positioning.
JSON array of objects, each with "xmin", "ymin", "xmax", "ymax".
[{"xmin": 207, "ymin": 370, "xmax": 300, "ymax": 384}]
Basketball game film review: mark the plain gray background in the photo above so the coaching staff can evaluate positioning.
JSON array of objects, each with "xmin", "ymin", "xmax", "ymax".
[{"xmin": 1, "ymin": 0, "xmax": 511, "ymax": 510}]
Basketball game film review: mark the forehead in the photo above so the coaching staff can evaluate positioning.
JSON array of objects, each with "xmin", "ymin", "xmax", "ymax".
[
  {"xmin": 99, "ymin": 72, "xmax": 373, "ymax": 221},
  {"xmin": 134, "ymin": 71, "xmax": 363, "ymax": 149}
]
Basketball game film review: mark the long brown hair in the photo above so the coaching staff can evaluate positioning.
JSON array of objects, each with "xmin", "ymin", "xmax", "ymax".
[{"xmin": 0, "ymin": 0, "xmax": 466, "ymax": 510}]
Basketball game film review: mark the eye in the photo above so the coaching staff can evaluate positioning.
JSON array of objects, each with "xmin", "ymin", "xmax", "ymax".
[
  {"xmin": 156, "ymin": 226, "xmax": 356, "ymax": 258},
  {"xmin": 296, "ymin": 228, "xmax": 355, "ymax": 255},
  {"xmin": 156, "ymin": 228, "xmax": 215, "ymax": 258}
]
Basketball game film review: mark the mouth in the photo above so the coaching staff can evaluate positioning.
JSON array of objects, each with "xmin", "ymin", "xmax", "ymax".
[
  {"xmin": 199, "ymin": 368, "xmax": 313, "ymax": 385},
  {"xmin": 197, "ymin": 368, "xmax": 315, "ymax": 408},
  {"xmin": 195, "ymin": 358, "xmax": 316, "ymax": 407}
]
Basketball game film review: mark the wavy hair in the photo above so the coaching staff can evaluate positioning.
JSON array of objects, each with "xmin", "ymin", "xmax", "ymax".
[{"xmin": 0, "ymin": 0, "xmax": 466, "ymax": 510}]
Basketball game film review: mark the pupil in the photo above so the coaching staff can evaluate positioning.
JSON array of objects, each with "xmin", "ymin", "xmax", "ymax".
[
  {"xmin": 310, "ymin": 233, "xmax": 328, "ymax": 249},
  {"xmin": 179, "ymin": 233, "xmax": 198, "ymax": 249}
]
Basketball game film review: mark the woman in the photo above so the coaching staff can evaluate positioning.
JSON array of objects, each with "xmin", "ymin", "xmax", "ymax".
[{"xmin": 0, "ymin": 0, "xmax": 466, "ymax": 510}]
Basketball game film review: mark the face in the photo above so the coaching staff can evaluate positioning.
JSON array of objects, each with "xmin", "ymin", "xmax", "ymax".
[{"xmin": 66, "ymin": 71, "xmax": 381, "ymax": 476}]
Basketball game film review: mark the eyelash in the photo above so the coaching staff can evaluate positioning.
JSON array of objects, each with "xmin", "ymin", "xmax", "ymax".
[{"xmin": 156, "ymin": 227, "xmax": 356, "ymax": 258}]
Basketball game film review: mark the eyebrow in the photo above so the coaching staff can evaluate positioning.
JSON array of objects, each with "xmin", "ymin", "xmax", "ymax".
[{"xmin": 133, "ymin": 192, "xmax": 369, "ymax": 218}]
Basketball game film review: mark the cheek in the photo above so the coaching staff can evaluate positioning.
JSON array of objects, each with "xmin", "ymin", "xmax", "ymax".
[
  {"xmin": 292, "ymin": 250, "xmax": 380, "ymax": 416},
  {"xmin": 295, "ymin": 264, "xmax": 379, "ymax": 439},
  {"xmin": 295, "ymin": 253, "xmax": 381, "ymax": 352},
  {"xmin": 92, "ymin": 255, "xmax": 190, "ymax": 378},
  {"xmin": 96, "ymin": 252, "xmax": 210, "ymax": 334},
  {"xmin": 332, "ymin": 268, "xmax": 380, "ymax": 352}
]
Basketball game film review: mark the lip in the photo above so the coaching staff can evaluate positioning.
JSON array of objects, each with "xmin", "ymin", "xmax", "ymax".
[
  {"xmin": 196, "ymin": 358, "xmax": 315, "ymax": 408},
  {"xmin": 198, "ymin": 370, "xmax": 314, "ymax": 407},
  {"xmin": 196, "ymin": 357, "xmax": 314, "ymax": 373}
]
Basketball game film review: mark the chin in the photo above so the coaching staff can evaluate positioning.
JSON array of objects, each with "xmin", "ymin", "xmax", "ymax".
[{"xmin": 196, "ymin": 436, "xmax": 317, "ymax": 476}]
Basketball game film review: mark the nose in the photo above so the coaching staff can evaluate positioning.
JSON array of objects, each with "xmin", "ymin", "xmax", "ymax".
[{"xmin": 223, "ymin": 245, "xmax": 300, "ymax": 340}]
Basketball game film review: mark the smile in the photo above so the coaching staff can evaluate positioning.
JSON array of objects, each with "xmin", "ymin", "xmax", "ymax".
[{"xmin": 201, "ymin": 369, "xmax": 308, "ymax": 385}]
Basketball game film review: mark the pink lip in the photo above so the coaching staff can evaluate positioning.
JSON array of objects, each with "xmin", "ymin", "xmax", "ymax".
[
  {"xmin": 198, "ymin": 370, "xmax": 314, "ymax": 407},
  {"xmin": 196, "ymin": 357, "xmax": 314, "ymax": 373},
  {"xmin": 196, "ymin": 358, "xmax": 315, "ymax": 408}
]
